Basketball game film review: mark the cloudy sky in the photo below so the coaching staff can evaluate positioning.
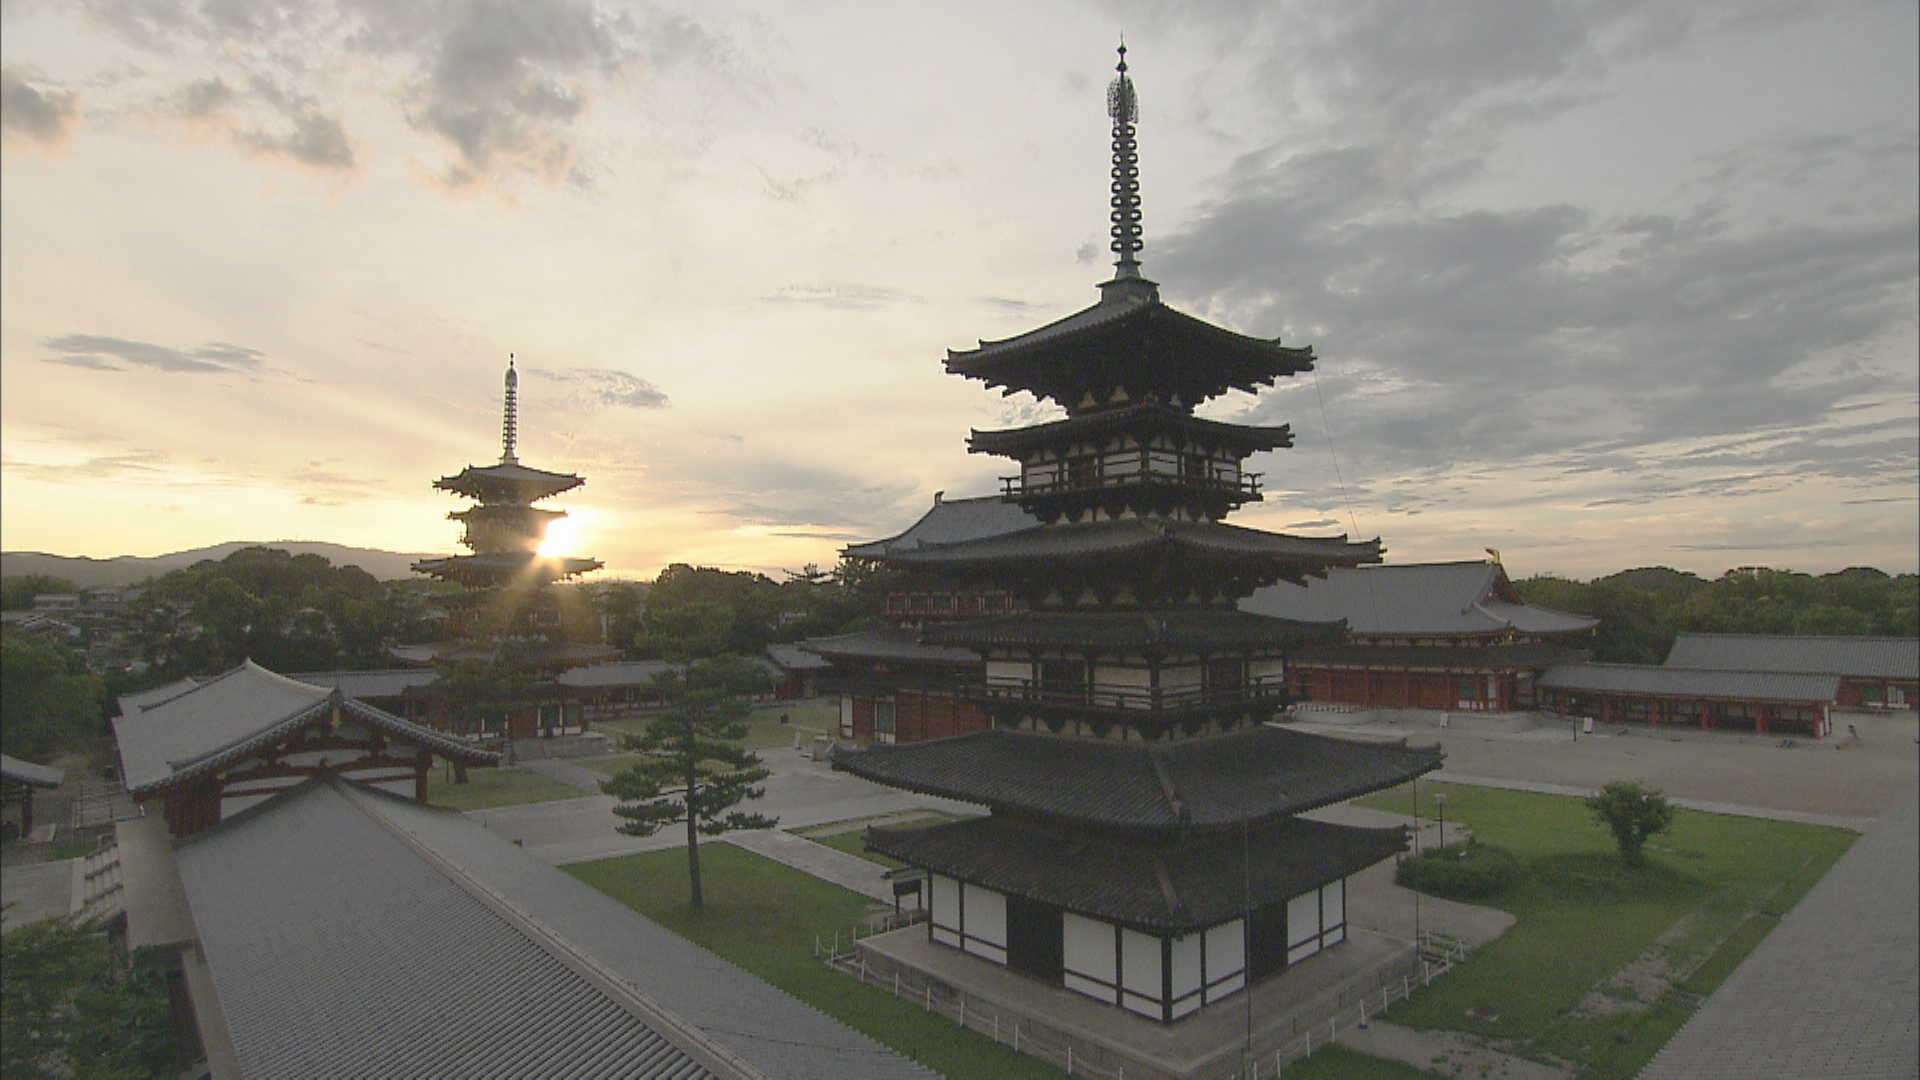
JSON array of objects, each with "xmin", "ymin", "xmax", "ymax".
[{"xmin": 3, "ymin": 0, "xmax": 1915, "ymax": 582}]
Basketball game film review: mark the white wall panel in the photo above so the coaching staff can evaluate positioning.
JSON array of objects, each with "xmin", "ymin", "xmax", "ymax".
[
  {"xmin": 1169, "ymin": 933, "xmax": 1202, "ymax": 999},
  {"xmin": 963, "ymin": 884, "xmax": 1006, "ymax": 948},
  {"xmin": 1288, "ymin": 891, "xmax": 1320, "ymax": 947},
  {"xmin": 1120, "ymin": 928, "xmax": 1161, "ymax": 997}
]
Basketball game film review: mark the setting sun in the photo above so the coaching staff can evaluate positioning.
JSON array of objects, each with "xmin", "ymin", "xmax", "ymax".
[{"xmin": 538, "ymin": 514, "xmax": 583, "ymax": 558}]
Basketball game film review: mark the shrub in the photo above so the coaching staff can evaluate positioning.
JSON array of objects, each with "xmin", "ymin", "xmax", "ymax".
[{"xmin": 1396, "ymin": 842, "xmax": 1522, "ymax": 899}]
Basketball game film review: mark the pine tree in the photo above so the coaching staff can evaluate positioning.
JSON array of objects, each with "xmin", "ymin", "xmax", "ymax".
[{"xmin": 601, "ymin": 655, "xmax": 777, "ymax": 906}]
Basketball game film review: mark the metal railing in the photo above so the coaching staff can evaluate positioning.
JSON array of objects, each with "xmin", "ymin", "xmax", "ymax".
[
  {"xmin": 1003, "ymin": 451, "xmax": 1261, "ymax": 501},
  {"xmin": 815, "ymin": 923, "xmax": 1473, "ymax": 1080},
  {"xmin": 977, "ymin": 674, "xmax": 1295, "ymax": 713}
]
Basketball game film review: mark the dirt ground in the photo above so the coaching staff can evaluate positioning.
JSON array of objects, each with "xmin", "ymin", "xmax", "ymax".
[{"xmin": 1309, "ymin": 709, "xmax": 1918, "ymax": 821}]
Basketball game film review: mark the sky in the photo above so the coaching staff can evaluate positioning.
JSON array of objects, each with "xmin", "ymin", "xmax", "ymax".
[{"xmin": 2, "ymin": 0, "xmax": 1915, "ymax": 583}]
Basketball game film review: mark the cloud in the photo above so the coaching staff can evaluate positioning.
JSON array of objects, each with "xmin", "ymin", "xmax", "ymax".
[
  {"xmin": 529, "ymin": 366, "xmax": 670, "ymax": 411},
  {"xmin": 763, "ymin": 283, "xmax": 906, "ymax": 310},
  {"xmin": 79, "ymin": 0, "xmax": 733, "ymax": 189},
  {"xmin": 1, "ymin": 66, "xmax": 82, "ymax": 151},
  {"xmin": 40, "ymin": 334, "xmax": 267, "ymax": 374},
  {"xmin": 1, "ymin": 449, "xmax": 172, "ymax": 483}
]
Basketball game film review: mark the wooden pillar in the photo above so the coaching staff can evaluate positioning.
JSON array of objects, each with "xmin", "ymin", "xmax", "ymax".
[
  {"xmin": 1755, "ymin": 706, "xmax": 1771, "ymax": 736},
  {"xmin": 1701, "ymin": 701, "xmax": 1713, "ymax": 733},
  {"xmin": 414, "ymin": 753, "xmax": 431, "ymax": 803},
  {"xmin": 19, "ymin": 788, "xmax": 33, "ymax": 836}
]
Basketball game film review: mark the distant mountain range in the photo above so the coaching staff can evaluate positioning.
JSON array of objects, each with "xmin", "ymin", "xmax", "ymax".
[{"xmin": 1, "ymin": 541, "xmax": 441, "ymax": 587}]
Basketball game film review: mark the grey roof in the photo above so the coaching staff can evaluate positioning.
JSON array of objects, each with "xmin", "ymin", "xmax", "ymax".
[
  {"xmin": 172, "ymin": 777, "xmax": 935, "ymax": 1080},
  {"xmin": 877, "ymin": 517, "xmax": 1380, "ymax": 572},
  {"xmin": 967, "ymin": 403, "xmax": 1293, "ymax": 457},
  {"xmin": 765, "ymin": 643, "xmax": 833, "ymax": 672},
  {"xmin": 0, "ymin": 753, "xmax": 63, "ymax": 788},
  {"xmin": 559, "ymin": 659, "xmax": 682, "ymax": 688},
  {"xmin": 1538, "ymin": 663, "xmax": 1841, "ymax": 704},
  {"xmin": 835, "ymin": 726, "xmax": 1442, "ymax": 832},
  {"xmin": 921, "ymin": 608, "xmax": 1344, "ymax": 650},
  {"xmin": 1241, "ymin": 560, "xmax": 1598, "ymax": 637},
  {"xmin": 844, "ymin": 495, "xmax": 1038, "ymax": 559},
  {"xmin": 1293, "ymin": 641, "xmax": 1590, "ymax": 670},
  {"xmin": 1665, "ymin": 634, "xmax": 1919, "ymax": 680},
  {"xmin": 798, "ymin": 627, "xmax": 981, "ymax": 666},
  {"xmin": 113, "ymin": 661, "xmax": 495, "ymax": 793},
  {"xmin": 288, "ymin": 668, "xmax": 436, "ymax": 699},
  {"xmin": 116, "ymin": 676, "xmax": 203, "ymax": 717}
]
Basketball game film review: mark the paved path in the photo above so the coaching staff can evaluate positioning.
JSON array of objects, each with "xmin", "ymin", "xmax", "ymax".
[
  {"xmin": 515, "ymin": 756, "xmax": 611, "ymax": 794},
  {"xmin": 0, "ymin": 860, "xmax": 74, "ymax": 931},
  {"xmin": 722, "ymin": 829, "xmax": 896, "ymax": 904},
  {"xmin": 1340, "ymin": 1019, "xmax": 1571, "ymax": 1080},
  {"xmin": 1638, "ymin": 780, "xmax": 1919, "ymax": 1080}
]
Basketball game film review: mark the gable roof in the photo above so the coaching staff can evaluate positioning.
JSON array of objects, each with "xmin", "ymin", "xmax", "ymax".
[
  {"xmin": 843, "ymin": 495, "xmax": 1038, "ymax": 559},
  {"xmin": 1241, "ymin": 561, "xmax": 1598, "ymax": 637},
  {"xmin": 113, "ymin": 661, "xmax": 494, "ymax": 794},
  {"xmin": 170, "ymin": 777, "xmax": 934, "ymax": 1079},
  {"xmin": 1664, "ymin": 634, "xmax": 1919, "ymax": 680},
  {"xmin": 288, "ymin": 668, "xmax": 437, "ymax": 699}
]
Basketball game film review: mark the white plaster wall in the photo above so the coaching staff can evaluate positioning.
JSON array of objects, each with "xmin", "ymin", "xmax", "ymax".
[
  {"xmin": 1121, "ymin": 927, "xmax": 1161, "ymax": 998},
  {"xmin": 1162, "ymin": 665, "xmax": 1202, "ymax": 691},
  {"xmin": 1169, "ymin": 933, "xmax": 1202, "ymax": 999},
  {"xmin": 963, "ymin": 884, "xmax": 1006, "ymax": 952},
  {"xmin": 1063, "ymin": 913, "xmax": 1117, "ymax": 1003},
  {"xmin": 986, "ymin": 661, "xmax": 1032, "ymax": 684},
  {"xmin": 1250, "ymin": 658, "xmax": 1287, "ymax": 681},
  {"xmin": 840, "ymin": 695, "xmax": 854, "ymax": 738},
  {"xmin": 1204, "ymin": 918, "xmax": 1246, "ymax": 1002},
  {"xmin": 930, "ymin": 874, "xmax": 961, "ymax": 948}
]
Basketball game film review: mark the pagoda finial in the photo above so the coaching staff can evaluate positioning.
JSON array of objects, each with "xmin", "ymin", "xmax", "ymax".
[
  {"xmin": 1107, "ymin": 40, "xmax": 1143, "ymax": 280},
  {"xmin": 502, "ymin": 354, "xmax": 519, "ymax": 465}
]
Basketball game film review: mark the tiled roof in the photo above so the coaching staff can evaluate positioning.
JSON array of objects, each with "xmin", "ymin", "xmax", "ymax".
[
  {"xmin": 1293, "ymin": 641, "xmax": 1590, "ymax": 669},
  {"xmin": 559, "ymin": 659, "xmax": 682, "ymax": 688},
  {"xmin": 944, "ymin": 291, "xmax": 1317, "ymax": 408},
  {"xmin": 1241, "ymin": 561, "xmax": 1597, "ymax": 637},
  {"xmin": 834, "ymin": 726, "xmax": 1441, "ymax": 831},
  {"xmin": 288, "ymin": 668, "xmax": 436, "ymax": 699},
  {"xmin": 432, "ymin": 459, "xmax": 585, "ymax": 500},
  {"xmin": 1665, "ymin": 634, "xmax": 1919, "ymax": 680},
  {"xmin": 869, "ymin": 813, "xmax": 1407, "ymax": 933},
  {"xmin": 0, "ymin": 753, "xmax": 63, "ymax": 788},
  {"xmin": 113, "ymin": 661, "xmax": 496, "ymax": 793},
  {"xmin": 116, "ymin": 676, "xmax": 203, "ymax": 716},
  {"xmin": 877, "ymin": 518, "xmax": 1380, "ymax": 572},
  {"xmin": 843, "ymin": 496, "xmax": 1038, "ymax": 559},
  {"xmin": 798, "ymin": 627, "xmax": 981, "ymax": 666},
  {"xmin": 1538, "ymin": 663, "xmax": 1841, "ymax": 704},
  {"xmin": 173, "ymin": 777, "xmax": 936, "ymax": 1079},
  {"xmin": 765, "ymin": 643, "xmax": 833, "ymax": 671},
  {"xmin": 921, "ymin": 608, "xmax": 1344, "ymax": 650}
]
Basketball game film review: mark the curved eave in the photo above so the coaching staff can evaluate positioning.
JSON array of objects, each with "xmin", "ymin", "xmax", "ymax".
[
  {"xmin": 879, "ymin": 520, "xmax": 1383, "ymax": 572},
  {"xmin": 968, "ymin": 405, "xmax": 1294, "ymax": 457},
  {"xmin": 432, "ymin": 462, "xmax": 585, "ymax": 502},
  {"xmin": 129, "ymin": 694, "xmax": 499, "ymax": 796},
  {"xmin": 922, "ymin": 610, "xmax": 1346, "ymax": 650},
  {"xmin": 945, "ymin": 302, "xmax": 1314, "ymax": 404}
]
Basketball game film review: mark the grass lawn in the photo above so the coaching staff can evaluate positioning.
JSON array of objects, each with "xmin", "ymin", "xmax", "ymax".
[
  {"xmin": 1350, "ymin": 782, "xmax": 1855, "ymax": 1078},
  {"xmin": 427, "ymin": 766, "xmax": 589, "ymax": 812},
  {"xmin": 568, "ymin": 843, "xmax": 1063, "ymax": 1079},
  {"xmin": 795, "ymin": 813, "xmax": 958, "ymax": 871}
]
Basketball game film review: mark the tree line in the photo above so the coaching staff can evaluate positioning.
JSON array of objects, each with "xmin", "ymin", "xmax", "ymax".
[{"xmin": 1514, "ymin": 565, "xmax": 1918, "ymax": 664}]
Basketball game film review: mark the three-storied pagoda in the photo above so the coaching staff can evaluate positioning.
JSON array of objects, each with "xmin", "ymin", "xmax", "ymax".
[
  {"xmin": 414, "ymin": 359, "xmax": 604, "ymax": 643},
  {"xmin": 834, "ymin": 48, "xmax": 1442, "ymax": 1023}
]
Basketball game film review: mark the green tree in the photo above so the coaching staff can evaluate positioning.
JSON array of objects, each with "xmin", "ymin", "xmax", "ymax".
[
  {"xmin": 601, "ymin": 655, "xmax": 777, "ymax": 907},
  {"xmin": 0, "ymin": 576, "xmax": 79, "ymax": 611},
  {"xmin": 0, "ymin": 634, "xmax": 106, "ymax": 759},
  {"xmin": 1587, "ymin": 781, "xmax": 1676, "ymax": 867},
  {"xmin": 1, "ymin": 914, "xmax": 181, "ymax": 1079}
]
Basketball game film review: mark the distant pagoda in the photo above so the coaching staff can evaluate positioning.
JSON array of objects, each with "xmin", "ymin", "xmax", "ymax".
[
  {"xmin": 835, "ymin": 47, "xmax": 1442, "ymax": 1025},
  {"xmin": 414, "ymin": 359, "xmax": 604, "ymax": 644}
]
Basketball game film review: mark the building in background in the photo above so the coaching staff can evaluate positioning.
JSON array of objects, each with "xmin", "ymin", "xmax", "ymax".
[{"xmin": 1241, "ymin": 560, "xmax": 1597, "ymax": 713}]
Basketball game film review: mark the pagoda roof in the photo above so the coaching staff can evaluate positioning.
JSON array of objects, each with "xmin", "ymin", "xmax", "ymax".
[
  {"xmin": 832, "ymin": 725, "xmax": 1441, "ymax": 832},
  {"xmin": 869, "ymin": 813, "xmax": 1406, "ymax": 934},
  {"xmin": 1, "ymin": 753, "xmax": 64, "ymax": 789},
  {"xmin": 1241, "ymin": 560, "xmax": 1597, "ymax": 638},
  {"xmin": 945, "ymin": 284, "xmax": 1315, "ymax": 410},
  {"xmin": 412, "ymin": 551, "xmax": 603, "ymax": 580},
  {"xmin": 798, "ymin": 626, "xmax": 981, "ymax": 666},
  {"xmin": 112, "ymin": 661, "xmax": 496, "ymax": 795},
  {"xmin": 433, "ymin": 460, "xmax": 584, "ymax": 502},
  {"xmin": 922, "ymin": 608, "xmax": 1344, "ymax": 651},
  {"xmin": 968, "ymin": 403, "xmax": 1293, "ymax": 457},
  {"xmin": 876, "ymin": 517, "xmax": 1381, "ymax": 579}
]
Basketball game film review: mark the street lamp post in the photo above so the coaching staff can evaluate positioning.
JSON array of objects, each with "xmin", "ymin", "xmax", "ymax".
[{"xmin": 1436, "ymin": 792, "xmax": 1448, "ymax": 849}]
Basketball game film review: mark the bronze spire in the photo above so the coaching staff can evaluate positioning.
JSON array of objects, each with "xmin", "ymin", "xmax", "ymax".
[
  {"xmin": 501, "ymin": 355, "xmax": 519, "ymax": 465},
  {"xmin": 1107, "ymin": 41, "xmax": 1143, "ymax": 280}
]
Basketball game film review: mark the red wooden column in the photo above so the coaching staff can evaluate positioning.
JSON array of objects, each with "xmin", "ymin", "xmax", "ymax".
[{"xmin": 1755, "ymin": 706, "xmax": 1771, "ymax": 736}]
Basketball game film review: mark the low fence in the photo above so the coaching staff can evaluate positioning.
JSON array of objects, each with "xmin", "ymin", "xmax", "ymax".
[{"xmin": 815, "ymin": 924, "xmax": 1471, "ymax": 1080}]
